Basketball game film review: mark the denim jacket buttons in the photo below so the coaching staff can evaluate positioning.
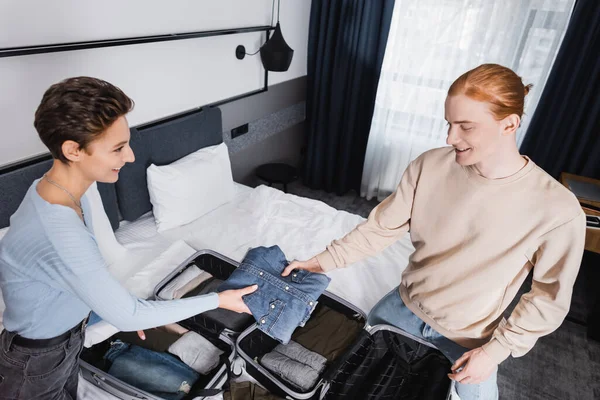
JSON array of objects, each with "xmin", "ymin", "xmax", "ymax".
[{"xmin": 218, "ymin": 245, "xmax": 331, "ymax": 344}]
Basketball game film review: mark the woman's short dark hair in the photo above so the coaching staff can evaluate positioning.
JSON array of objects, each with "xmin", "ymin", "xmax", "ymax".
[{"xmin": 34, "ymin": 77, "xmax": 134, "ymax": 163}]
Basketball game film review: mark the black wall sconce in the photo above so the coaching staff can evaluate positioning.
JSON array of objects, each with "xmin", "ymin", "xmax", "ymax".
[{"xmin": 236, "ymin": 0, "xmax": 294, "ymax": 72}]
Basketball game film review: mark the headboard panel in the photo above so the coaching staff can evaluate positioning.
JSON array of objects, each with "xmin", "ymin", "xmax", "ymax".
[
  {"xmin": 0, "ymin": 157, "xmax": 119, "ymax": 230},
  {"xmin": 115, "ymin": 106, "xmax": 223, "ymax": 222},
  {"xmin": 0, "ymin": 106, "xmax": 222, "ymax": 230}
]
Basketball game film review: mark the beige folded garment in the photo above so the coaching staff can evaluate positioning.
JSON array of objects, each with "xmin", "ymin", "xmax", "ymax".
[
  {"xmin": 158, "ymin": 265, "xmax": 212, "ymax": 299},
  {"xmin": 159, "ymin": 323, "xmax": 190, "ymax": 336},
  {"xmin": 173, "ymin": 271, "xmax": 213, "ymax": 299}
]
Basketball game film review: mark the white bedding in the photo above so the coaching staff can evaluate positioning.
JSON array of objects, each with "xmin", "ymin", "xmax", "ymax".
[
  {"xmin": 76, "ymin": 183, "xmax": 414, "ymax": 400},
  {"xmin": 108, "ymin": 182, "xmax": 414, "ymax": 313}
]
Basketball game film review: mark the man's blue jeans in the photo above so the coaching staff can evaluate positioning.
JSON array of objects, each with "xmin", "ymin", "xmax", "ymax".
[{"xmin": 367, "ymin": 287, "xmax": 499, "ymax": 400}]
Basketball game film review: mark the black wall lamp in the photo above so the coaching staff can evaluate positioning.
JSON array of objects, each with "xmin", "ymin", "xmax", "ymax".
[{"xmin": 236, "ymin": 0, "xmax": 294, "ymax": 72}]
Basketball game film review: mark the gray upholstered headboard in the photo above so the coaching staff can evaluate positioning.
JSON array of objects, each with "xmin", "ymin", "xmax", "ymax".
[
  {"xmin": 115, "ymin": 106, "xmax": 223, "ymax": 222},
  {"xmin": 0, "ymin": 157, "xmax": 119, "ymax": 230},
  {"xmin": 0, "ymin": 106, "xmax": 223, "ymax": 230}
]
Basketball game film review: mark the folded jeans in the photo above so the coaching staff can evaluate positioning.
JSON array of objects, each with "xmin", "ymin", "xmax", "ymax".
[{"xmin": 104, "ymin": 339, "xmax": 199, "ymax": 400}]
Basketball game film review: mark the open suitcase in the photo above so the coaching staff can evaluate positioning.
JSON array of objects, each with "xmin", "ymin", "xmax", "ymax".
[
  {"xmin": 235, "ymin": 294, "xmax": 453, "ymax": 400},
  {"xmin": 79, "ymin": 250, "xmax": 254, "ymax": 400},
  {"xmin": 160, "ymin": 250, "xmax": 454, "ymax": 400},
  {"xmin": 81, "ymin": 249, "xmax": 453, "ymax": 400}
]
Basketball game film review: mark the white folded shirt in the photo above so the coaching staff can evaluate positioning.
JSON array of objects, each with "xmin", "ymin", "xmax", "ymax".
[{"xmin": 168, "ymin": 331, "xmax": 224, "ymax": 375}]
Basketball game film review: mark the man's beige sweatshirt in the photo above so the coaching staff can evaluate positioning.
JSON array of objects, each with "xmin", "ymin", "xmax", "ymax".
[{"xmin": 316, "ymin": 147, "xmax": 586, "ymax": 364}]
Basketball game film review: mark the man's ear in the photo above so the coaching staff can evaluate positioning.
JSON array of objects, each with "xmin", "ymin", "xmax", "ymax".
[
  {"xmin": 502, "ymin": 114, "xmax": 521, "ymax": 136},
  {"xmin": 61, "ymin": 140, "xmax": 83, "ymax": 162}
]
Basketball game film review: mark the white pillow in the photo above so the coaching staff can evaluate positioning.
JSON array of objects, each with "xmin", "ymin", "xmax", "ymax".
[
  {"xmin": 85, "ymin": 182, "xmax": 128, "ymax": 265},
  {"xmin": 147, "ymin": 143, "xmax": 235, "ymax": 232}
]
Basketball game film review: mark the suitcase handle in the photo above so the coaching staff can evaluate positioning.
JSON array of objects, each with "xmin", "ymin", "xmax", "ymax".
[{"xmin": 92, "ymin": 373, "xmax": 149, "ymax": 400}]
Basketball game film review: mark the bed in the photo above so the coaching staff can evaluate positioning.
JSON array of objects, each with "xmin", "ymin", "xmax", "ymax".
[{"xmin": 0, "ymin": 106, "xmax": 416, "ymax": 400}]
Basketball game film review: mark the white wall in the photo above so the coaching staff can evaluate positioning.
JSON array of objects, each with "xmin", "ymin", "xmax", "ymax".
[{"xmin": 0, "ymin": 0, "xmax": 310, "ymax": 166}]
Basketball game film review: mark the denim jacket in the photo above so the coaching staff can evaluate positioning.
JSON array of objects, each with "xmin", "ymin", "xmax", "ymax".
[{"xmin": 218, "ymin": 246, "xmax": 331, "ymax": 344}]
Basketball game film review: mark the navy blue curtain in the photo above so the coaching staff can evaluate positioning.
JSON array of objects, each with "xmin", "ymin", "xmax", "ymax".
[
  {"xmin": 303, "ymin": 0, "xmax": 395, "ymax": 194},
  {"xmin": 520, "ymin": 0, "xmax": 600, "ymax": 179}
]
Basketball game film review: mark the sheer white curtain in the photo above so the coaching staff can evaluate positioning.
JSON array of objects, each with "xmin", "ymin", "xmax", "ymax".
[{"xmin": 361, "ymin": 0, "xmax": 575, "ymax": 201}]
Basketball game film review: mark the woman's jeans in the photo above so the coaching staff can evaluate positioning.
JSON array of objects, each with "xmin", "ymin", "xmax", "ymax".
[
  {"xmin": 0, "ymin": 323, "xmax": 85, "ymax": 399},
  {"xmin": 367, "ymin": 287, "xmax": 499, "ymax": 400}
]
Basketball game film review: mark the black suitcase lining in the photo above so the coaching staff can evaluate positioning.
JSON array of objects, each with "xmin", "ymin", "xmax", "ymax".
[{"xmin": 323, "ymin": 329, "xmax": 452, "ymax": 400}]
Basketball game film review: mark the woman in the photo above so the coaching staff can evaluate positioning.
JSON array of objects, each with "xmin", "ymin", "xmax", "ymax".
[
  {"xmin": 0, "ymin": 77, "xmax": 256, "ymax": 399},
  {"xmin": 283, "ymin": 64, "xmax": 586, "ymax": 400}
]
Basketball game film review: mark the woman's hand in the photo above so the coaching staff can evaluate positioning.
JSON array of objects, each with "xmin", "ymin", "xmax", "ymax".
[
  {"xmin": 281, "ymin": 257, "xmax": 324, "ymax": 277},
  {"xmin": 218, "ymin": 285, "xmax": 258, "ymax": 314}
]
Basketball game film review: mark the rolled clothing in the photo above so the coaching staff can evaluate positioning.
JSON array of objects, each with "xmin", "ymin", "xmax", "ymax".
[
  {"xmin": 260, "ymin": 347, "xmax": 323, "ymax": 392},
  {"xmin": 104, "ymin": 339, "xmax": 198, "ymax": 400},
  {"xmin": 159, "ymin": 265, "xmax": 212, "ymax": 300},
  {"xmin": 168, "ymin": 331, "xmax": 224, "ymax": 375},
  {"xmin": 292, "ymin": 305, "xmax": 362, "ymax": 362},
  {"xmin": 270, "ymin": 341, "xmax": 327, "ymax": 373}
]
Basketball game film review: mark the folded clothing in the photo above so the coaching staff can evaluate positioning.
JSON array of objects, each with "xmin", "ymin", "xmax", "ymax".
[
  {"xmin": 183, "ymin": 278, "xmax": 254, "ymax": 332},
  {"xmin": 260, "ymin": 341, "xmax": 326, "ymax": 392},
  {"xmin": 158, "ymin": 265, "xmax": 212, "ymax": 300},
  {"xmin": 168, "ymin": 331, "xmax": 224, "ymax": 375},
  {"xmin": 292, "ymin": 304, "xmax": 362, "ymax": 362},
  {"xmin": 218, "ymin": 245, "xmax": 331, "ymax": 344},
  {"xmin": 160, "ymin": 323, "xmax": 190, "ymax": 336},
  {"xmin": 104, "ymin": 339, "xmax": 198, "ymax": 400},
  {"xmin": 270, "ymin": 340, "xmax": 327, "ymax": 373}
]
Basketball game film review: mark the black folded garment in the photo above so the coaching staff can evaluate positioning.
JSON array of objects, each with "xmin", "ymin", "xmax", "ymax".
[{"xmin": 182, "ymin": 278, "xmax": 254, "ymax": 332}]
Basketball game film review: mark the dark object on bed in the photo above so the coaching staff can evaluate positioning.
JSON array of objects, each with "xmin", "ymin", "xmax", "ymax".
[
  {"xmin": 255, "ymin": 163, "xmax": 298, "ymax": 193},
  {"xmin": 115, "ymin": 106, "xmax": 223, "ymax": 222}
]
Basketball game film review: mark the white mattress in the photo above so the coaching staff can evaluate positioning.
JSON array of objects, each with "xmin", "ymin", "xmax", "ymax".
[{"xmin": 78, "ymin": 182, "xmax": 415, "ymax": 400}]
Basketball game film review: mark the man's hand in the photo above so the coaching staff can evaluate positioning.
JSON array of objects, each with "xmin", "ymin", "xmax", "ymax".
[
  {"xmin": 218, "ymin": 285, "xmax": 258, "ymax": 314},
  {"xmin": 136, "ymin": 330, "xmax": 146, "ymax": 340},
  {"xmin": 448, "ymin": 347, "xmax": 498, "ymax": 385},
  {"xmin": 281, "ymin": 257, "xmax": 324, "ymax": 276}
]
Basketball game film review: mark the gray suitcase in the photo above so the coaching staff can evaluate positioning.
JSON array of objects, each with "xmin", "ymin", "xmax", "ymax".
[{"xmin": 79, "ymin": 250, "xmax": 246, "ymax": 400}]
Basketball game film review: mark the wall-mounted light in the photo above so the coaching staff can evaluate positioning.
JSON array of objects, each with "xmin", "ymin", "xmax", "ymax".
[{"xmin": 236, "ymin": 0, "xmax": 294, "ymax": 72}]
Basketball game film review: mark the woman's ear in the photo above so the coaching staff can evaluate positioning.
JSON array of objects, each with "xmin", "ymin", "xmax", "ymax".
[
  {"xmin": 61, "ymin": 140, "xmax": 83, "ymax": 162},
  {"xmin": 502, "ymin": 114, "xmax": 521, "ymax": 136}
]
